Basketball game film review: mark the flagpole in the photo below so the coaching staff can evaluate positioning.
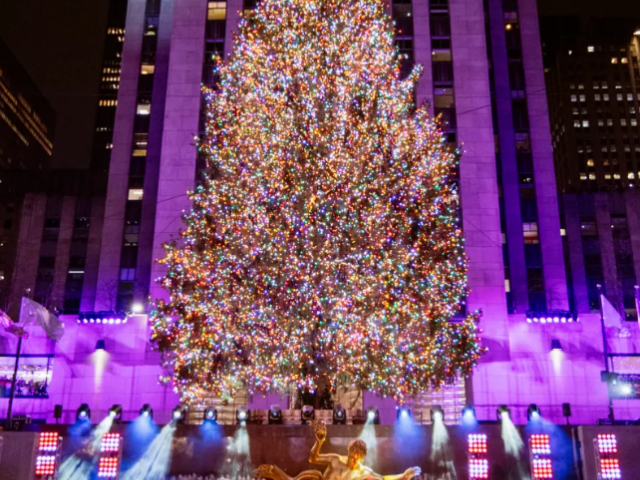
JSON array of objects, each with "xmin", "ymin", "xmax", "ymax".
[
  {"xmin": 597, "ymin": 284, "xmax": 614, "ymax": 424},
  {"xmin": 6, "ymin": 335, "xmax": 22, "ymax": 427}
]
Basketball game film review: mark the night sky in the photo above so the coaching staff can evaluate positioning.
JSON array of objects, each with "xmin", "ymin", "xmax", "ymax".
[{"xmin": 1, "ymin": 0, "xmax": 639, "ymax": 170}]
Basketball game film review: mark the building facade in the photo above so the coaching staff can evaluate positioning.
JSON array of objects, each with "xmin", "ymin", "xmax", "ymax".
[
  {"xmin": 0, "ymin": 37, "xmax": 56, "ymax": 311},
  {"xmin": 544, "ymin": 19, "xmax": 640, "ymax": 318},
  {"xmin": 2, "ymin": 0, "xmax": 640, "ymax": 425}
]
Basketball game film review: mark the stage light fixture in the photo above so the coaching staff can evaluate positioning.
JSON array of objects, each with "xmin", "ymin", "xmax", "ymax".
[
  {"xmin": 95, "ymin": 340, "xmax": 106, "ymax": 351},
  {"xmin": 430, "ymin": 405, "xmax": 444, "ymax": 423},
  {"xmin": 109, "ymin": 404, "xmax": 123, "ymax": 423},
  {"xmin": 333, "ymin": 404, "xmax": 346, "ymax": 425},
  {"xmin": 76, "ymin": 403, "xmax": 91, "ymax": 422},
  {"xmin": 35, "ymin": 432, "xmax": 63, "ymax": 477},
  {"xmin": 468, "ymin": 434, "xmax": 488, "ymax": 480},
  {"xmin": 268, "ymin": 405, "xmax": 282, "ymax": 424},
  {"xmin": 139, "ymin": 404, "xmax": 153, "ymax": 419},
  {"xmin": 595, "ymin": 434, "xmax": 621, "ymax": 479},
  {"xmin": 496, "ymin": 405, "xmax": 510, "ymax": 421},
  {"xmin": 236, "ymin": 406, "xmax": 249, "ymax": 425},
  {"xmin": 366, "ymin": 406, "xmax": 380, "ymax": 424},
  {"xmin": 462, "ymin": 405, "xmax": 476, "ymax": 423},
  {"xmin": 132, "ymin": 302, "xmax": 144, "ymax": 314},
  {"xmin": 527, "ymin": 404, "xmax": 541, "ymax": 422},
  {"xmin": 301, "ymin": 405, "xmax": 315, "ymax": 424},
  {"xmin": 204, "ymin": 407, "xmax": 217, "ymax": 423},
  {"xmin": 172, "ymin": 405, "xmax": 187, "ymax": 424},
  {"xmin": 397, "ymin": 407, "xmax": 411, "ymax": 421},
  {"xmin": 551, "ymin": 339, "xmax": 562, "ymax": 352},
  {"xmin": 98, "ymin": 433, "xmax": 122, "ymax": 478}
]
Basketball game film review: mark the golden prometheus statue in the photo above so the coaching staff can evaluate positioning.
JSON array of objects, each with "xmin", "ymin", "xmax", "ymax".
[{"xmin": 256, "ymin": 420, "xmax": 422, "ymax": 480}]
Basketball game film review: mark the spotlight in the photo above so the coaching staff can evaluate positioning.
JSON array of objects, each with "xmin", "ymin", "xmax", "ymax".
[
  {"xmin": 95, "ymin": 340, "xmax": 106, "ymax": 351},
  {"xmin": 333, "ymin": 404, "xmax": 346, "ymax": 425},
  {"xmin": 139, "ymin": 404, "xmax": 153, "ymax": 419},
  {"xmin": 366, "ymin": 406, "xmax": 380, "ymax": 424},
  {"xmin": 497, "ymin": 405, "xmax": 510, "ymax": 421},
  {"xmin": 132, "ymin": 302, "xmax": 144, "ymax": 314},
  {"xmin": 462, "ymin": 405, "xmax": 476, "ymax": 423},
  {"xmin": 397, "ymin": 407, "xmax": 411, "ymax": 421},
  {"xmin": 301, "ymin": 405, "xmax": 315, "ymax": 424},
  {"xmin": 204, "ymin": 407, "xmax": 217, "ymax": 423},
  {"xmin": 618, "ymin": 383, "xmax": 633, "ymax": 396},
  {"xmin": 76, "ymin": 404, "xmax": 91, "ymax": 422},
  {"xmin": 430, "ymin": 405, "xmax": 444, "ymax": 423},
  {"xmin": 172, "ymin": 405, "xmax": 187, "ymax": 424},
  {"xmin": 236, "ymin": 406, "xmax": 249, "ymax": 425},
  {"xmin": 527, "ymin": 404, "xmax": 541, "ymax": 422},
  {"xmin": 268, "ymin": 405, "xmax": 282, "ymax": 425},
  {"xmin": 108, "ymin": 404, "xmax": 123, "ymax": 423},
  {"xmin": 551, "ymin": 339, "xmax": 562, "ymax": 352}
]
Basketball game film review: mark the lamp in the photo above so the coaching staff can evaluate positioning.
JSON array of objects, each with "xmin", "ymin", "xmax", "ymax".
[
  {"xmin": 551, "ymin": 339, "xmax": 562, "ymax": 352},
  {"xmin": 497, "ymin": 405, "xmax": 510, "ymax": 421},
  {"xmin": 527, "ymin": 404, "xmax": 541, "ymax": 422},
  {"xmin": 95, "ymin": 340, "xmax": 106, "ymax": 351},
  {"xmin": 397, "ymin": 407, "xmax": 411, "ymax": 421},
  {"xmin": 76, "ymin": 404, "xmax": 91, "ymax": 422},
  {"xmin": 172, "ymin": 405, "xmax": 187, "ymax": 424},
  {"xmin": 430, "ymin": 405, "xmax": 444, "ymax": 423},
  {"xmin": 268, "ymin": 405, "xmax": 282, "ymax": 425},
  {"xmin": 462, "ymin": 405, "xmax": 476, "ymax": 423},
  {"xmin": 204, "ymin": 407, "xmax": 217, "ymax": 423},
  {"xmin": 139, "ymin": 404, "xmax": 153, "ymax": 419},
  {"xmin": 109, "ymin": 404, "xmax": 123, "ymax": 423},
  {"xmin": 301, "ymin": 405, "xmax": 315, "ymax": 424},
  {"xmin": 333, "ymin": 404, "xmax": 346, "ymax": 425},
  {"xmin": 236, "ymin": 406, "xmax": 249, "ymax": 425},
  {"xmin": 366, "ymin": 406, "xmax": 380, "ymax": 424}
]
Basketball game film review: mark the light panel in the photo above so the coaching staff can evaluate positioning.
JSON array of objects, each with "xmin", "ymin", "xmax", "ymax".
[
  {"xmin": 529, "ymin": 434, "xmax": 553, "ymax": 480},
  {"xmin": 35, "ymin": 432, "xmax": 62, "ymax": 478},
  {"xmin": 468, "ymin": 434, "xmax": 488, "ymax": 480},
  {"xmin": 595, "ymin": 434, "xmax": 621, "ymax": 479}
]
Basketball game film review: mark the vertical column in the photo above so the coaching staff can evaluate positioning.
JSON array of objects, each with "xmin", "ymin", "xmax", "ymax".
[
  {"xmin": 95, "ymin": 0, "xmax": 147, "ymax": 310},
  {"xmin": 150, "ymin": 0, "xmax": 207, "ymax": 301},
  {"xmin": 50, "ymin": 196, "xmax": 76, "ymax": 310},
  {"xmin": 487, "ymin": 0, "xmax": 528, "ymax": 311},
  {"xmin": 81, "ymin": 197, "xmax": 106, "ymax": 312},
  {"xmin": 563, "ymin": 194, "xmax": 590, "ymax": 313},
  {"xmin": 594, "ymin": 193, "xmax": 620, "ymax": 307},
  {"xmin": 450, "ymin": 0, "xmax": 510, "ymax": 417},
  {"xmin": 136, "ymin": 0, "xmax": 176, "ymax": 295},
  {"xmin": 624, "ymin": 190, "xmax": 640, "ymax": 288},
  {"xmin": 8, "ymin": 193, "xmax": 47, "ymax": 316},
  {"xmin": 518, "ymin": 0, "xmax": 568, "ymax": 310},
  {"xmin": 412, "ymin": 0, "xmax": 433, "ymax": 111},
  {"xmin": 224, "ymin": 0, "xmax": 244, "ymax": 60}
]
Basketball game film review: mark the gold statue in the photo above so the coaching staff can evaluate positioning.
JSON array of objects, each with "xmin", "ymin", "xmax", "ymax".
[{"xmin": 256, "ymin": 420, "xmax": 422, "ymax": 480}]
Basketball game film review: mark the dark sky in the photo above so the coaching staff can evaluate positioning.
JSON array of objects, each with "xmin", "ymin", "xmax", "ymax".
[
  {"xmin": 0, "ymin": 0, "xmax": 109, "ymax": 169},
  {"xmin": 1, "ymin": 0, "xmax": 640, "ymax": 170}
]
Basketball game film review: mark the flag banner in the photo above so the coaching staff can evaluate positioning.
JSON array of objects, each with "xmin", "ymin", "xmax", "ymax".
[
  {"xmin": 19, "ymin": 298, "xmax": 64, "ymax": 341},
  {"xmin": 601, "ymin": 294, "xmax": 623, "ymax": 329},
  {"xmin": 0, "ymin": 308, "xmax": 28, "ymax": 337}
]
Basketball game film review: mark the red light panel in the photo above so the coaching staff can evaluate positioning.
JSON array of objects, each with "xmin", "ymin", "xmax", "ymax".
[
  {"xmin": 98, "ymin": 457, "xmax": 120, "ymax": 478},
  {"xmin": 599, "ymin": 458, "xmax": 621, "ymax": 479},
  {"xmin": 38, "ymin": 432, "xmax": 60, "ymax": 452},
  {"xmin": 530, "ymin": 434, "xmax": 551, "ymax": 455},
  {"xmin": 101, "ymin": 433, "xmax": 121, "ymax": 453},
  {"xmin": 468, "ymin": 434, "xmax": 487, "ymax": 454},
  {"xmin": 532, "ymin": 458, "xmax": 553, "ymax": 479},
  {"xmin": 597, "ymin": 434, "xmax": 618, "ymax": 454},
  {"xmin": 35, "ymin": 455, "xmax": 57, "ymax": 476},
  {"xmin": 469, "ymin": 458, "xmax": 489, "ymax": 479}
]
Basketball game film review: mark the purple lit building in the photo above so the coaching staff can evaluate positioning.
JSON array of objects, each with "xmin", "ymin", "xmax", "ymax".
[{"xmin": 2, "ymin": 0, "xmax": 640, "ymax": 426}]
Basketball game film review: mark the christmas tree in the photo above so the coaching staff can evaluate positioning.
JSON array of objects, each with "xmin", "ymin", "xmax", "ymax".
[{"xmin": 151, "ymin": 0, "xmax": 485, "ymax": 404}]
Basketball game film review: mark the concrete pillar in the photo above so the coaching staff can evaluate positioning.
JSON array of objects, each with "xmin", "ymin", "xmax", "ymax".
[
  {"xmin": 450, "ymin": 0, "xmax": 510, "ymax": 418},
  {"xmin": 412, "ymin": 0, "xmax": 433, "ymax": 112},
  {"xmin": 563, "ymin": 194, "xmax": 591, "ymax": 314},
  {"xmin": 624, "ymin": 190, "xmax": 640, "ymax": 289},
  {"xmin": 50, "ymin": 196, "xmax": 76, "ymax": 311},
  {"xmin": 487, "ymin": 0, "xmax": 529, "ymax": 312},
  {"xmin": 150, "ymin": 0, "xmax": 208, "ymax": 301},
  {"xmin": 8, "ymin": 193, "xmax": 47, "ymax": 317},
  {"xmin": 594, "ymin": 193, "xmax": 620, "ymax": 308},
  {"xmin": 95, "ymin": 0, "xmax": 146, "ymax": 310},
  {"xmin": 518, "ymin": 0, "xmax": 568, "ymax": 310},
  {"xmin": 136, "ymin": 0, "xmax": 176, "ymax": 297},
  {"xmin": 80, "ymin": 197, "xmax": 106, "ymax": 312}
]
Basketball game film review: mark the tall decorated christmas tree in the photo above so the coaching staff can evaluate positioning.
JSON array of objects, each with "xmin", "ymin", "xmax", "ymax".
[{"xmin": 151, "ymin": 0, "xmax": 485, "ymax": 405}]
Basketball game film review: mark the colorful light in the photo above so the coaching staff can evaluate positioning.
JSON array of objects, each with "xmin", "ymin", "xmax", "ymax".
[
  {"xmin": 468, "ymin": 434, "xmax": 488, "ymax": 479},
  {"xmin": 532, "ymin": 458, "xmax": 553, "ymax": 479},
  {"xmin": 35, "ymin": 432, "xmax": 62, "ymax": 477},
  {"xmin": 98, "ymin": 457, "xmax": 120, "ymax": 478},
  {"xmin": 529, "ymin": 434, "xmax": 553, "ymax": 480},
  {"xmin": 150, "ymin": 0, "xmax": 486, "ymax": 404},
  {"xmin": 98, "ymin": 433, "xmax": 122, "ymax": 478},
  {"xmin": 530, "ymin": 434, "xmax": 551, "ymax": 455},
  {"xmin": 595, "ymin": 434, "xmax": 622, "ymax": 479},
  {"xmin": 101, "ymin": 433, "xmax": 121, "ymax": 453}
]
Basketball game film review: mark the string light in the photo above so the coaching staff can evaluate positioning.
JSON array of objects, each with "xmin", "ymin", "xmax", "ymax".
[{"xmin": 151, "ymin": 0, "xmax": 485, "ymax": 404}]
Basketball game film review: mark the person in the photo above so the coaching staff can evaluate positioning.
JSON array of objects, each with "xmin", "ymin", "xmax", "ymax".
[{"xmin": 255, "ymin": 420, "xmax": 421, "ymax": 480}]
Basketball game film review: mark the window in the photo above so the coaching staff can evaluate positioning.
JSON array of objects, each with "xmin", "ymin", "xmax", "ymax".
[
  {"xmin": 603, "ymin": 94, "xmax": 609, "ymax": 101},
  {"xmin": 621, "ymin": 119, "xmax": 627, "ymax": 126},
  {"xmin": 571, "ymin": 95, "xmax": 577, "ymax": 102},
  {"xmin": 128, "ymin": 189, "xmax": 144, "ymax": 201},
  {"xmin": 580, "ymin": 173, "xmax": 588, "ymax": 180},
  {"xmin": 136, "ymin": 104, "xmax": 151, "ymax": 115},
  {"xmin": 120, "ymin": 268, "xmax": 136, "ymax": 281},
  {"xmin": 612, "ymin": 57, "xmax": 618, "ymax": 64},
  {"xmin": 622, "ymin": 57, "xmax": 628, "ymax": 64},
  {"xmin": 588, "ymin": 46, "xmax": 595, "ymax": 52},
  {"xmin": 3, "ymin": 219, "xmax": 11, "ymax": 230},
  {"xmin": 141, "ymin": 64, "xmax": 155, "ymax": 75},
  {"xmin": 587, "ymin": 158, "xmax": 595, "ymax": 167},
  {"xmin": 607, "ymin": 119, "xmax": 613, "ymax": 127},
  {"xmin": 595, "ymin": 94, "xmax": 601, "ymax": 101},
  {"xmin": 583, "ymin": 120, "xmax": 590, "ymax": 127},
  {"xmin": 589, "ymin": 173, "xmax": 596, "ymax": 180},
  {"xmin": 617, "ymin": 94, "xmax": 623, "ymax": 101},
  {"xmin": 523, "ymin": 222, "xmax": 539, "ymax": 244},
  {"xmin": 629, "ymin": 172, "xmax": 636, "ymax": 179},
  {"xmin": 432, "ymin": 49, "xmax": 452, "ymax": 62},
  {"xmin": 633, "ymin": 118, "xmax": 638, "ymax": 127},
  {"xmin": 598, "ymin": 119, "xmax": 604, "ymax": 127},
  {"xmin": 573, "ymin": 120, "xmax": 581, "ymax": 128}
]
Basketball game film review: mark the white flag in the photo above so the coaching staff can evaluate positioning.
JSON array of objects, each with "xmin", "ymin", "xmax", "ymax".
[
  {"xmin": 19, "ymin": 298, "xmax": 64, "ymax": 341},
  {"xmin": 601, "ymin": 293, "xmax": 623, "ymax": 329}
]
